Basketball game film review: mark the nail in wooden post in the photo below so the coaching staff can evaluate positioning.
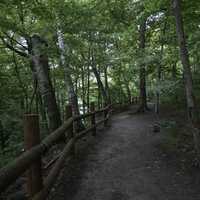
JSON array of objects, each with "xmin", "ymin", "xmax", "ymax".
[
  {"xmin": 65, "ymin": 104, "xmax": 75, "ymax": 156},
  {"xmin": 24, "ymin": 114, "xmax": 43, "ymax": 199},
  {"xmin": 90, "ymin": 102, "xmax": 96, "ymax": 136}
]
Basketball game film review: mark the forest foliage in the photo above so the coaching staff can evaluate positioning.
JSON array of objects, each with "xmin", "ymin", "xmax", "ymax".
[{"xmin": 0, "ymin": 0, "xmax": 200, "ymax": 166}]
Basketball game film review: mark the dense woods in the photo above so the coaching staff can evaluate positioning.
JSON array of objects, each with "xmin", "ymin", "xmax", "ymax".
[{"xmin": 1, "ymin": 0, "xmax": 200, "ymax": 169}]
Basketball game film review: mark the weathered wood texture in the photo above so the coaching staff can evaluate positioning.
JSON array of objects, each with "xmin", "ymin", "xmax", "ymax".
[
  {"xmin": 0, "ymin": 104, "xmax": 112, "ymax": 199},
  {"xmin": 24, "ymin": 114, "xmax": 43, "ymax": 198}
]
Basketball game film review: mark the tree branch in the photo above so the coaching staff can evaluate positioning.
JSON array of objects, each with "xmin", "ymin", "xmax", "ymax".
[
  {"xmin": 2, "ymin": 31, "xmax": 28, "ymax": 50},
  {"xmin": 0, "ymin": 36, "xmax": 29, "ymax": 58}
]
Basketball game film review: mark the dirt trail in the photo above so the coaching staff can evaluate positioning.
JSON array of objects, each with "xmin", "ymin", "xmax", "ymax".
[{"xmin": 51, "ymin": 109, "xmax": 200, "ymax": 200}]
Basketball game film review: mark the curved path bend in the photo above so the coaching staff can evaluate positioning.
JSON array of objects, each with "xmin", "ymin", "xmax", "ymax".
[{"xmin": 51, "ymin": 110, "xmax": 200, "ymax": 200}]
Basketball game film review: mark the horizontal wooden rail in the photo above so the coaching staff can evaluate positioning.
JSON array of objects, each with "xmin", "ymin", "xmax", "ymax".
[
  {"xmin": 0, "ymin": 103, "xmax": 112, "ymax": 198},
  {"xmin": 0, "ymin": 118, "xmax": 74, "ymax": 193},
  {"xmin": 0, "ymin": 98, "xmax": 137, "ymax": 199},
  {"xmin": 33, "ymin": 110, "xmax": 112, "ymax": 200},
  {"xmin": 74, "ymin": 105, "xmax": 110, "ymax": 120},
  {"xmin": 33, "ymin": 139, "xmax": 75, "ymax": 200}
]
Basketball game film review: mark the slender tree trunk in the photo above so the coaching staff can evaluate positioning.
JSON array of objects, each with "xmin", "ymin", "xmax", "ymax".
[
  {"xmin": 137, "ymin": 18, "xmax": 148, "ymax": 112},
  {"xmin": 0, "ymin": 121, "xmax": 5, "ymax": 154},
  {"xmin": 97, "ymin": 89, "xmax": 101, "ymax": 109},
  {"xmin": 87, "ymin": 64, "xmax": 90, "ymax": 112},
  {"xmin": 60, "ymin": 93, "xmax": 65, "ymax": 121},
  {"xmin": 172, "ymin": 0, "xmax": 200, "ymax": 160},
  {"xmin": 125, "ymin": 83, "xmax": 132, "ymax": 104},
  {"xmin": 56, "ymin": 27, "xmax": 80, "ymax": 116},
  {"xmin": 31, "ymin": 35, "xmax": 61, "ymax": 132},
  {"xmin": 104, "ymin": 65, "xmax": 111, "ymax": 103},
  {"xmin": 81, "ymin": 66, "xmax": 86, "ymax": 114},
  {"xmin": 91, "ymin": 50, "xmax": 109, "ymax": 105},
  {"xmin": 122, "ymin": 73, "xmax": 131, "ymax": 104},
  {"xmin": 117, "ymin": 76, "xmax": 125, "ymax": 104},
  {"xmin": 57, "ymin": 26, "xmax": 85, "ymax": 130},
  {"xmin": 172, "ymin": 62, "xmax": 177, "ymax": 79},
  {"xmin": 155, "ymin": 22, "xmax": 166, "ymax": 114},
  {"xmin": 38, "ymin": 92, "xmax": 49, "ymax": 133},
  {"xmin": 75, "ymin": 78, "xmax": 79, "ymax": 98}
]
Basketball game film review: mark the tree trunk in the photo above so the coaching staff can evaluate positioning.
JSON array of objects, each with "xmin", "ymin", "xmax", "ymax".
[
  {"xmin": 57, "ymin": 26, "xmax": 85, "ymax": 130},
  {"xmin": 125, "ymin": 83, "xmax": 132, "ymax": 104},
  {"xmin": 81, "ymin": 66, "xmax": 86, "ymax": 114},
  {"xmin": 104, "ymin": 65, "xmax": 111, "ymax": 103},
  {"xmin": 38, "ymin": 92, "xmax": 49, "ymax": 134},
  {"xmin": 122, "ymin": 73, "xmax": 131, "ymax": 104},
  {"xmin": 56, "ymin": 27, "xmax": 81, "ymax": 117},
  {"xmin": 172, "ymin": 0, "xmax": 200, "ymax": 160},
  {"xmin": 31, "ymin": 35, "xmax": 61, "ymax": 132},
  {"xmin": 0, "ymin": 121, "xmax": 5, "ymax": 154},
  {"xmin": 172, "ymin": 62, "xmax": 177, "ymax": 79},
  {"xmin": 155, "ymin": 22, "xmax": 166, "ymax": 114},
  {"xmin": 137, "ymin": 18, "xmax": 148, "ymax": 112},
  {"xmin": 91, "ymin": 50, "xmax": 109, "ymax": 106},
  {"xmin": 87, "ymin": 64, "xmax": 90, "ymax": 112},
  {"xmin": 97, "ymin": 89, "xmax": 101, "ymax": 109}
]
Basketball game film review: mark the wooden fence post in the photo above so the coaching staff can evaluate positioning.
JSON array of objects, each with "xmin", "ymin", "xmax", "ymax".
[
  {"xmin": 90, "ymin": 102, "xmax": 96, "ymax": 136},
  {"xmin": 24, "ymin": 114, "xmax": 43, "ymax": 199},
  {"xmin": 65, "ymin": 104, "xmax": 75, "ymax": 156}
]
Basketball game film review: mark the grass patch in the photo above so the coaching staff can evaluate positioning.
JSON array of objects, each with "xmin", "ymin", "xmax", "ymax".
[
  {"xmin": 159, "ymin": 120, "xmax": 193, "ymax": 155},
  {"xmin": 160, "ymin": 122, "xmax": 179, "ymax": 153}
]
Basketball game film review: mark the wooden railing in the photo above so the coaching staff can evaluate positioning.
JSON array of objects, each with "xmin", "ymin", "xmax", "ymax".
[
  {"xmin": 0, "ymin": 102, "xmax": 112, "ymax": 200},
  {"xmin": 0, "ymin": 97, "xmax": 140, "ymax": 199}
]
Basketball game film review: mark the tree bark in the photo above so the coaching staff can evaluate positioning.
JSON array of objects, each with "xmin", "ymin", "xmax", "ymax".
[
  {"xmin": 31, "ymin": 35, "xmax": 61, "ymax": 132},
  {"xmin": 104, "ymin": 65, "xmax": 111, "ymax": 103},
  {"xmin": 125, "ymin": 83, "xmax": 132, "ymax": 104},
  {"xmin": 0, "ymin": 121, "xmax": 5, "ymax": 154},
  {"xmin": 172, "ymin": 62, "xmax": 177, "ymax": 79},
  {"xmin": 137, "ymin": 18, "xmax": 148, "ymax": 112},
  {"xmin": 87, "ymin": 64, "xmax": 90, "ymax": 112},
  {"xmin": 155, "ymin": 22, "xmax": 166, "ymax": 114},
  {"xmin": 57, "ymin": 26, "xmax": 85, "ymax": 130},
  {"xmin": 81, "ymin": 66, "xmax": 86, "ymax": 114},
  {"xmin": 122, "ymin": 72, "xmax": 131, "ymax": 104},
  {"xmin": 56, "ymin": 27, "xmax": 80, "ymax": 116},
  {"xmin": 91, "ymin": 50, "xmax": 109, "ymax": 106},
  {"xmin": 172, "ymin": 0, "xmax": 200, "ymax": 160}
]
